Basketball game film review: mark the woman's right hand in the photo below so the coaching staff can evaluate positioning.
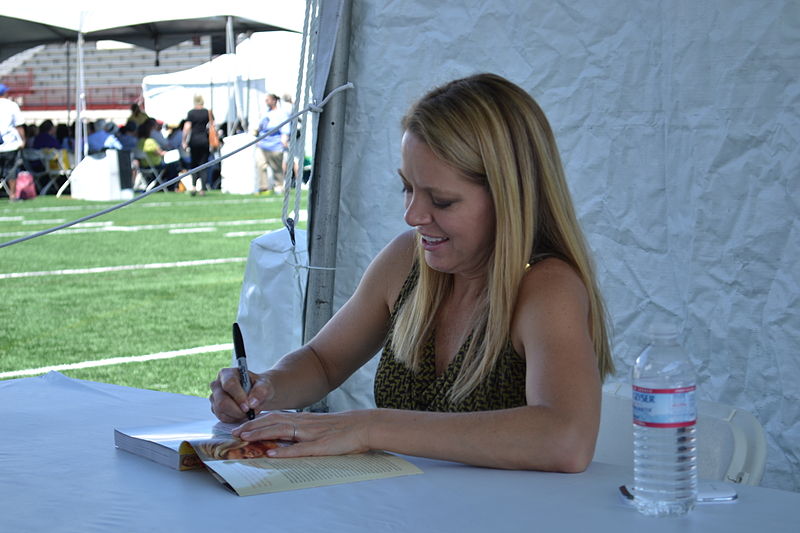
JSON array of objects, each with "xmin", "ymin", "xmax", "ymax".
[{"xmin": 209, "ymin": 368, "xmax": 274, "ymax": 423}]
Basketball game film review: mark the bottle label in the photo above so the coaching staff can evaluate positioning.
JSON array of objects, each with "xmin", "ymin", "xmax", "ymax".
[{"xmin": 632, "ymin": 385, "xmax": 696, "ymax": 428}]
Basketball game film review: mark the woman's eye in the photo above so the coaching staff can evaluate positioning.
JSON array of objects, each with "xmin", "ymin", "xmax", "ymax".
[
  {"xmin": 432, "ymin": 198, "xmax": 453, "ymax": 208},
  {"xmin": 401, "ymin": 184, "xmax": 412, "ymax": 194}
]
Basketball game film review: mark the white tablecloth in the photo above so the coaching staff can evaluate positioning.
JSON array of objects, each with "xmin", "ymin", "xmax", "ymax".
[{"xmin": 1, "ymin": 372, "xmax": 797, "ymax": 533}]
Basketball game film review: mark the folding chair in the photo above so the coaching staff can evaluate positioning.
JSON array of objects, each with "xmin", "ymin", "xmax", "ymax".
[
  {"xmin": 595, "ymin": 382, "xmax": 767, "ymax": 485},
  {"xmin": 39, "ymin": 148, "xmax": 71, "ymax": 195},
  {"xmin": 20, "ymin": 148, "xmax": 52, "ymax": 194},
  {"xmin": 132, "ymin": 149, "xmax": 166, "ymax": 192},
  {"xmin": 0, "ymin": 152, "xmax": 22, "ymax": 197}
]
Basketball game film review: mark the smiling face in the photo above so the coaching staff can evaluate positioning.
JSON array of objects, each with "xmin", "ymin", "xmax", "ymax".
[
  {"xmin": 223, "ymin": 440, "xmax": 279, "ymax": 460},
  {"xmin": 400, "ymin": 131, "xmax": 496, "ymax": 278}
]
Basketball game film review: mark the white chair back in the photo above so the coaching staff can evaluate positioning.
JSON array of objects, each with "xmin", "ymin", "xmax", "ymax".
[{"xmin": 595, "ymin": 382, "xmax": 767, "ymax": 485}]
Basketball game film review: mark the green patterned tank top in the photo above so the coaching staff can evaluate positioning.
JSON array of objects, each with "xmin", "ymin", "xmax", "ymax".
[{"xmin": 374, "ymin": 262, "xmax": 527, "ymax": 412}]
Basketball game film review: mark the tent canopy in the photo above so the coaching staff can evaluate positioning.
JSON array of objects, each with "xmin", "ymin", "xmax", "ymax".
[
  {"xmin": 0, "ymin": 16, "xmax": 78, "ymax": 63},
  {"xmin": 81, "ymin": 16, "xmax": 294, "ymax": 54},
  {"xmin": 0, "ymin": 5, "xmax": 302, "ymax": 63}
]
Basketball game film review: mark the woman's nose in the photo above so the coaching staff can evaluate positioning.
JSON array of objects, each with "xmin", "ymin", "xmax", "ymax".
[{"xmin": 403, "ymin": 195, "xmax": 431, "ymax": 227}]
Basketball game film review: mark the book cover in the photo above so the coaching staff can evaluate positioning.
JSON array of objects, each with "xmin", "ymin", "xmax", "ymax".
[{"xmin": 114, "ymin": 419, "xmax": 423, "ymax": 496}]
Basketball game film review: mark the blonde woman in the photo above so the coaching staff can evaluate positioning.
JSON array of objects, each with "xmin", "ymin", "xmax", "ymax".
[
  {"xmin": 181, "ymin": 94, "xmax": 214, "ymax": 195},
  {"xmin": 211, "ymin": 73, "xmax": 613, "ymax": 472}
]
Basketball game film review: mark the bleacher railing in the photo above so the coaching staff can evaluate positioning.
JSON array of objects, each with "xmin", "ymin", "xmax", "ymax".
[{"xmin": 12, "ymin": 85, "xmax": 142, "ymax": 110}]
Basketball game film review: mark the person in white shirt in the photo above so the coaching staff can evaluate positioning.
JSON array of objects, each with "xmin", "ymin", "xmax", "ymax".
[{"xmin": 0, "ymin": 83, "xmax": 26, "ymax": 200}]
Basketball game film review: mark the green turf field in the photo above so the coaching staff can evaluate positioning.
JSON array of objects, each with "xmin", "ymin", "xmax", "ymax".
[{"xmin": 0, "ymin": 190, "xmax": 306, "ymax": 397}]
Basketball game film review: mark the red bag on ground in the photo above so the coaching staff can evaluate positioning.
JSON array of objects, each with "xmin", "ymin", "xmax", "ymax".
[{"xmin": 14, "ymin": 171, "xmax": 37, "ymax": 200}]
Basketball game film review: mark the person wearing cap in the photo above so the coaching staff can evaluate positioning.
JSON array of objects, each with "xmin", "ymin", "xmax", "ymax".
[
  {"xmin": 0, "ymin": 83, "xmax": 26, "ymax": 200},
  {"xmin": 87, "ymin": 119, "xmax": 122, "ymax": 154}
]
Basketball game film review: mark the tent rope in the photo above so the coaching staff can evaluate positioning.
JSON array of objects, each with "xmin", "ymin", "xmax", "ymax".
[{"xmin": 282, "ymin": 0, "xmax": 319, "ymax": 247}]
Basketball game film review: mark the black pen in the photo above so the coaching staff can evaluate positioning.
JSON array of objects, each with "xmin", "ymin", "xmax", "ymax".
[{"xmin": 232, "ymin": 322, "xmax": 255, "ymax": 420}]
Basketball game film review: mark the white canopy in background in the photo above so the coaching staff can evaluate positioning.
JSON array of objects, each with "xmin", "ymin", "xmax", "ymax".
[
  {"xmin": 142, "ymin": 31, "xmax": 303, "ymax": 130},
  {"xmin": 332, "ymin": 1, "xmax": 799, "ymax": 491}
]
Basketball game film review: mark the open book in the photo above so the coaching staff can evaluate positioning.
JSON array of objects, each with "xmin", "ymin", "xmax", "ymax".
[{"xmin": 114, "ymin": 419, "xmax": 422, "ymax": 496}]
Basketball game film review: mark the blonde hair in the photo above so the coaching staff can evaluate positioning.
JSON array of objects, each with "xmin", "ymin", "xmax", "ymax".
[
  {"xmin": 392, "ymin": 73, "xmax": 614, "ymax": 402},
  {"xmin": 193, "ymin": 94, "xmax": 204, "ymax": 107}
]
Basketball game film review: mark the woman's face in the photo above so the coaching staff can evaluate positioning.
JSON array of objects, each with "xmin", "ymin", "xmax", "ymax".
[{"xmin": 400, "ymin": 131, "xmax": 495, "ymax": 278}]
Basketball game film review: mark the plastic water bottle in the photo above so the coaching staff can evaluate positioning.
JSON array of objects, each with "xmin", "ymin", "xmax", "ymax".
[{"xmin": 632, "ymin": 326, "xmax": 698, "ymax": 517}]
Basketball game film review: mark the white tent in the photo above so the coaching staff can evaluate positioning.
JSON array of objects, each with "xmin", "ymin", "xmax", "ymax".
[
  {"xmin": 142, "ymin": 53, "xmax": 265, "ymax": 129},
  {"xmin": 142, "ymin": 31, "xmax": 303, "ymax": 130},
  {"xmin": 322, "ymin": 0, "xmax": 800, "ymax": 492}
]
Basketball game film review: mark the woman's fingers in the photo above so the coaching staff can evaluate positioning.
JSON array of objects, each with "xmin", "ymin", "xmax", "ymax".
[
  {"xmin": 210, "ymin": 367, "xmax": 268, "ymax": 422},
  {"xmin": 233, "ymin": 411, "xmax": 371, "ymax": 458}
]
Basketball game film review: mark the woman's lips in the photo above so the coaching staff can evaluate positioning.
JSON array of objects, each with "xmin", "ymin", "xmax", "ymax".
[{"xmin": 420, "ymin": 233, "xmax": 449, "ymax": 250}]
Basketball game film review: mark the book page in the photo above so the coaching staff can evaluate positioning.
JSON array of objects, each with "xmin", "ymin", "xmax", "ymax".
[{"xmin": 198, "ymin": 452, "xmax": 423, "ymax": 496}]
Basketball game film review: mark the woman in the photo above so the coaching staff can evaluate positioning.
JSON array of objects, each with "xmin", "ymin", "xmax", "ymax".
[
  {"xmin": 181, "ymin": 94, "xmax": 215, "ymax": 195},
  {"xmin": 133, "ymin": 121, "xmax": 167, "ymax": 191},
  {"xmin": 210, "ymin": 73, "xmax": 613, "ymax": 472}
]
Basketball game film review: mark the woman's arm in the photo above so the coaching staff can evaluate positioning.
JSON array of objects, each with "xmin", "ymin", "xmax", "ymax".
[
  {"xmin": 181, "ymin": 121, "xmax": 191, "ymax": 149},
  {"xmin": 210, "ymin": 231, "xmax": 417, "ymax": 422},
  {"xmin": 235, "ymin": 258, "xmax": 602, "ymax": 473}
]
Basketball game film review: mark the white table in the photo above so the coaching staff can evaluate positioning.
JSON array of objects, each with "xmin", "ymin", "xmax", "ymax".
[{"xmin": 1, "ymin": 372, "xmax": 797, "ymax": 532}]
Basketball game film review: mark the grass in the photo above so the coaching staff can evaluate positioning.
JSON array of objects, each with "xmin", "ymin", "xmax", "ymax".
[{"xmin": 0, "ymin": 189, "xmax": 306, "ymax": 397}]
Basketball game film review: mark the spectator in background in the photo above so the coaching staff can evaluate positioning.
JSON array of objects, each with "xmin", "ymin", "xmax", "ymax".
[
  {"xmin": 56, "ymin": 123, "xmax": 74, "ymax": 152},
  {"xmin": 117, "ymin": 121, "xmax": 138, "ymax": 151},
  {"xmin": 32, "ymin": 119, "xmax": 60, "ymax": 149},
  {"xmin": 24, "ymin": 123, "xmax": 38, "ymax": 148},
  {"xmin": 87, "ymin": 119, "xmax": 122, "ymax": 154},
  {"xmin": 127, "ymin": 103, "xmax": 149, "ymax": 126},
  {"xmin": 181, "ymin": 94, "xmax": 214, "ymax": 195},
  {"xmin": 147, "ymin": 118, "xmax": 170, "ymax": 150},
  {"xmin": 167, "ymin": 120, "xmax": 190, "ymax": 171},
  {"xmin": 135, "ymin": 120, "xmax": 178, "ymax": 190},
  {"xmin": 254, "ymin": 93, "xmax": 289, "ymax": 194},
  {"xmin": 0, "ymin": 83, "xmax": 25, "ymax": 200},
  {"xmin": 133, "ymin": 120, "xmax": 163, "ymax": 191},
  {"xmin": 281, "ymin": 93, "xmax": 303, "ymax": 186}
]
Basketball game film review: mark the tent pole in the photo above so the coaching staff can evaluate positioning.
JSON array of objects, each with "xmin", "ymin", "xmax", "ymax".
[
  {"xmin": 74, "ymin": 29, "xmax": 85, "ymax": 164},
  {"xmin": 65, "ymin": 42, "xmax": 71, "ymax": 124},
  {"xmin": 303, "ymin": 0, "xmax": 352, "ymax": 412},
  {"xmin": 226, "ymin": 16, "xmax": 234, "ymax": 138}
]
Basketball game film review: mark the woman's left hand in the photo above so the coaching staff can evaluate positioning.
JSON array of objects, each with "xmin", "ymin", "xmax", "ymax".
[{"xmin": 232, "ymin": 410, "xmax": 374, "ymax": 458}]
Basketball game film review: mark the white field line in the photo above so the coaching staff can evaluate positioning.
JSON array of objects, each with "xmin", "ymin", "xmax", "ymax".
[
  {"xmin": 169, "ymin": 227, "xmax": 217, "ymax": 234},
  {"xmin": 0, "ymin": 257, "xmax": 246, "ymax": 280},
  {"xmin": 22, "ymin": 219, "xmax": 67, "ymax": 225},
  {"xmin": 0, "ymin": 343, "xmax": 233, "ymax": 379},
  {"xmin": 0, "ymin": 197, "xmax": 280, "ymax": 216},
  {"xmin": 225, "ymin": 231, "xmax": 268, "ymax": 238},
  {"xmin": 0, "ymin": 210, "xmax": 307, "ymax": 238}
]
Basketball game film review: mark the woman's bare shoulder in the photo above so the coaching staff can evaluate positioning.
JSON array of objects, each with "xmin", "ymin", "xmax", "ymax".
[
  {"xmin": 519, "ymin": 257, "xmax": 588, "ymax": 302},
  {"xmin": 511, "ymin": 257, "xmax": 590, "ymax": 353},
  {"xmin": 359, "ymin": 230, "xmax": 417, "ymax": 307}
]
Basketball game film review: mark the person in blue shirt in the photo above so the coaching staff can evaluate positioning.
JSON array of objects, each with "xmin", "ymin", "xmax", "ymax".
[{"xmin": 87, "ymin": 119, "xmax": 122, "ymax": 154}]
